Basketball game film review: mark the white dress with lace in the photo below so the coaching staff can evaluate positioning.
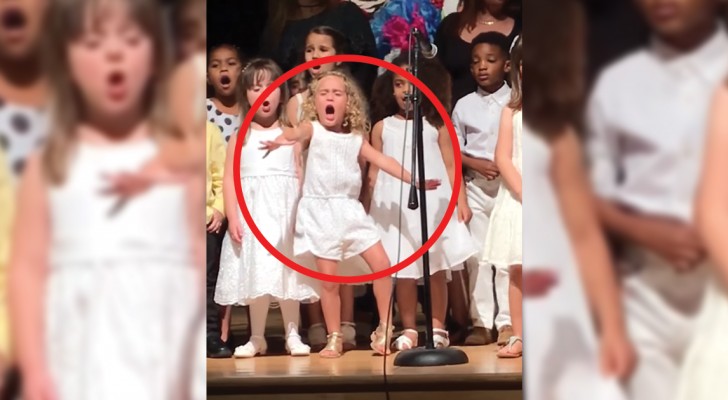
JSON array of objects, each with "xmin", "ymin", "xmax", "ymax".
[
  {"xmin": 482, "ymin": 110, "xmax": 522, "ymax": 268},
  {"xmin": 215, "ymin": 127, "xmax": 319, "ymax": 306},
  {"xmin": 294, "ymin": 122, "xmax": 380, "ymax": 275}
]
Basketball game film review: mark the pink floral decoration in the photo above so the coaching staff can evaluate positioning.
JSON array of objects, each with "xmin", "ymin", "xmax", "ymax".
[
  {"xmin": 431, "ymin": 0, "xmax": 444, "ymax": 9},
  {"xmin": 381, "ymin": 12, "xmax": 429, "ymax": 51}
]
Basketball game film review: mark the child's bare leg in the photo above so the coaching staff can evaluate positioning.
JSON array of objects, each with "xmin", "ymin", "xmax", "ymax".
[
  {"xmin": 360, "ymin": 243, "xmax": 394, "ymax": 354},
  {"xmin": 340, "ymin": 284, "xmax": 356, "ymax": 350},
  {"xmin": 448, "ymin": 269, "xmax": 470, "ymax": 331},
  {"xmin": 394, "ymin": 279, "xmax": 419, "ymax": 350},
  {"xmin": 315, "ymin": 258, "xmax": 342, "ymax": 335},
  {"xmin": 306, "ymin": 302, "xmax": 325, "ymax": 325},
  {"xmin": 396, "ymin": 279, "xmax": 418, "ymax": 329},
  {"xmin": 430, "ymin": 271, "xmax": 448, "ymax": 330},
  {"xmin": 340, "ymin": 285, "xmax": 355, "ymax": 322},
  {"xmin": 431, "ymin": 271, "xmax": 451, "ymax": 348},
  {"xmin": 316, "ymin": 258, "xmax": 345, "ymax": 358},
  {"xmin": 498, "ymin": 265, "xmax": 522, "ymax": 358},
  {"xmin": 220, "ymin": 305, "xmax": 231, "ymax": 343},
  {"xmin": 305, "ymin": 302, "xmax": 327, "ymax": 351}
]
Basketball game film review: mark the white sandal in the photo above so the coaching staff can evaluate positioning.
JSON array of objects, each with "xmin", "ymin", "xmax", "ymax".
[
  {"xmin": 341, "ymin": 322, "xmax": 357, "ymax": 351},
  {"xmin": 393, "ymin": 329, "xmax": 419, "ymax": 351},
  {"xmin": 286, "ymin": 334, "xmax": 311, "ymax": 356},
  {"xmin": 433, "ymin": 328, "xmax": 450, "ymax": 349},
  {"xmin": 234, "ymin": 336, "xmax": 267, "ymax": 358}
]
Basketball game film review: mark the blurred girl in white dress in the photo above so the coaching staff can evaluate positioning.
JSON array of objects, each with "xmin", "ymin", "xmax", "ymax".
[
  {"xmin": 8, "ymin": 0, "xmax": 203, "ymax": 399},
  {"xmin": 522, "ymin": 0, "xmax": 635, "ymax": 398}
]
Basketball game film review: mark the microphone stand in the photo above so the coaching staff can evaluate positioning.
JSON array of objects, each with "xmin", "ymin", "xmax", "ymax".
[{"xmin": 394, "ymin": 28, "xmax": 469, "ymax": 367}]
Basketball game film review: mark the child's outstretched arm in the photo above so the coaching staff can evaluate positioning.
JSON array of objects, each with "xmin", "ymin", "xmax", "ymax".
[
  {"xmin": 359, "ymin": 139, "xmax": 440, "ymax": 190},
  {"xmin": 494, "ymin": 107, "xmax": 522, "ymax": 201},
  {"xmin": 438, "ymin": 125, "xmax": 471, "ymax": 223},
  {"xmin": 259, "ymin": 121, "xmax": 313, "ymax": 154},
  {"xmin": 552, "ymin": 127, "xmax": 635, "ymax": 380}
]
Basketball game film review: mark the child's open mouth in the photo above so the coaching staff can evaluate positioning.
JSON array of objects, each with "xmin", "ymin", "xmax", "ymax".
[
  {"xmin": 1, "ymin": 7, "xmax": 26, "ymax": 41},
  {"xmin": 261, "ymin": 100, "xmax": 271, "ymax": 113},
  {"xmin": 107, "ymin": 71, "xmax": 127, "ymax": 101},
  {"xmin": 1, "ymin": 8, "xmax": 26, "ymax": 31},
  {"xmin": 311, "ymin": 65, "xmax": 322, "ymax": 74},
  {"xmin": 324, "ymin": 104, "xmax": 336, "ymax": 122},
  {"xmin": 220, "ymin": 75, "xmax": 231, "ymax": 88}
]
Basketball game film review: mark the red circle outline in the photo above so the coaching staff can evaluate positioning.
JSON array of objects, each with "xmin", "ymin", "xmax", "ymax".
[{"xmin": 233, "ymin": 54, "xmax": 463, "ymax": 284}]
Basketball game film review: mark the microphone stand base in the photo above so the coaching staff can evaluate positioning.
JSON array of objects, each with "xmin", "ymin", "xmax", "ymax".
[{"xmin": 393, "ymin": 347, "xmax": 469, "ymax": 367}]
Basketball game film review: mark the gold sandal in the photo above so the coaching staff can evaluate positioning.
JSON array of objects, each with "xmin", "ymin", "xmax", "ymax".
[
  {"xmin": 370, "ymin": 323, "xmax": 394, "ymax": 355},
  {"xmin": 319, "ymin": 332, "xmax": 344, "ymax": 358}
]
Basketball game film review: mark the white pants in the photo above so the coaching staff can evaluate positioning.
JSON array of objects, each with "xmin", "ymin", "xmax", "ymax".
[
  {"xmin": 619, "ymin": 249, "xmax": 708, "ymax": 400},
  {"xmin": 465, "ymin": 176, "xmax": 511, "ymax": 330}
]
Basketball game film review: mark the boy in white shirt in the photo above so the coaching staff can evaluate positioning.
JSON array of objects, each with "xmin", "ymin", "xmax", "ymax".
[
  {"xmin": 587, "ymin": 0, "xmax": 728, "ymax": 398},
  {"xmin": 452, "ymin": 31, "xmax": 513, "ymax": 346}
]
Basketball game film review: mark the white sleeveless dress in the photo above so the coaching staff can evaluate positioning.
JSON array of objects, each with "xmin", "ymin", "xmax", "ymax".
[
  {"xmin": 523, "ymin": 127, "xmax": 626, "ymax": 400},
  {"xmin": 369, "ymin": 116, "xmax": 476, "ymax": 279},
  {"xmin": 46, "ymin": 140, "xmax": 203, "ymax": 400},
  {"xmin": 294, "ymin": 122, "xmax": 380, "ymax": 271},
  {"xmin": 215, "ymin": 127, "xmax": 319, "ymax": 306},
  {"xmin": 483, "ymin": 110, "xmax": 523, "ymax": 268}
]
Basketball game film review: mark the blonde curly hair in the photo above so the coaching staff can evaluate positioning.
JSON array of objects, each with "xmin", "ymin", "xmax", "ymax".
[{"xmin": 301, "ymin": 70, "xmax": 371, "ymax": 136}]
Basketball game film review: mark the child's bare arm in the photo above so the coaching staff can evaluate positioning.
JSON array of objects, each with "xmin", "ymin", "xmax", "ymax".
[
  {"xmin": 8, "ymin": 154, "xmax": 51, "ymax": 377},
  {"xmin": 438, "ymin": 125, "xmax": 471, "ymax": 222},
  {"xmin": 553, "ymin": 128, "xmax": 625, "ymax": 338},
  {"xmin": 223, "ymin": 134, "xmax": 244, "ymax": 243},
  {"xmin": 359, "ymin": 139, "xmax": 440, "ymax": 190},
  {"xmin": 696, "ymin": 87, "xmax": 728, "ymax": 285},
  {"xmin": 361, "ymin": 121, "xmax": 384, "ymax": 212},
  {"xmin": 286, "ymin": 95, "xmax": 304, "ymax": 126},
  {"xmin": 494, "ymin": 107, "xmax": 521, "ymax": 201},
  {"xmin": 260, "ymin": 121, "xmax": 313, "ymax": 153},
  {"xmin": 552, "ymin": 127, "xmax": 635, "ymax": 379}
]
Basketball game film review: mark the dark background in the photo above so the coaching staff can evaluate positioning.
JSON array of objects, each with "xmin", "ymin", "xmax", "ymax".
[
  {"xmin": 206, "ymin": 0, "xmax": 649, "ymax": 88},
  {"xmin": 207, "ymin": 0, "xmax": 268, "ymax": 58}
]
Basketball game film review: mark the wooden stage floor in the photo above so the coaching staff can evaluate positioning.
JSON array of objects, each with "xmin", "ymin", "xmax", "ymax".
[
  {"xmin": 208, "ymin": 344, "xmax": 522, "ymax": 399},
  {"xmin": 208, "ymin": 306, "xmax": 522, "ymax": 399}
]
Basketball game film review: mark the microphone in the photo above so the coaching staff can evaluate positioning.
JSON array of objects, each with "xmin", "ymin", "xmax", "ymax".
[{"xmin": 411, "ymin": 28, "xmax": 437, "ymax": 59}]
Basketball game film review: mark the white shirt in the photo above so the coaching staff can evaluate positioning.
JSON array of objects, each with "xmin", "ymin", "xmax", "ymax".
[
  {"xmin": 452, "ymin": 84, "xmax": 511, "ymax": 161},
  {"xmin": 587, "ymin": 25, "xmax": 728, "ymax": 223}
]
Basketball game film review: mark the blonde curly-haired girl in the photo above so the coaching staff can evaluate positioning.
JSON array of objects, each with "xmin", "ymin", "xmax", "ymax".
[{"xmin": 262, "ymin": 70, "xmax": 441, "ymax": 358}]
